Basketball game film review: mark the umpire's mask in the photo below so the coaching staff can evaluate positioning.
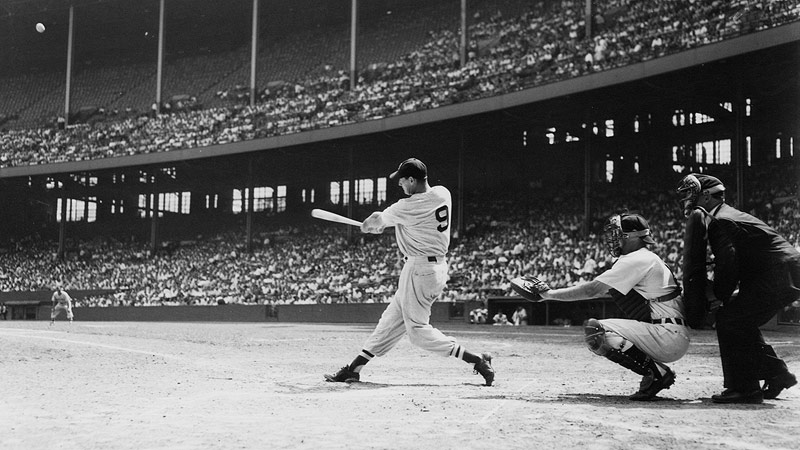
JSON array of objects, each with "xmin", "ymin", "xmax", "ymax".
[
  {"xmin": 676, "ymin": 173, "xmax": 725, "ymax": 217},
  {"xmin": 676, "ymin": 174, "xmax": 702, "ymax": 218}
]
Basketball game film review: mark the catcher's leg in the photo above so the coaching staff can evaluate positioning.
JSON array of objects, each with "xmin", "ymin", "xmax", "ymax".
[
  {"xmin": 584, "ymin": 318, "xmax": 675, "ymax": 400},
  {"xmin": 585, "ymin": 318, "xmax": 652, "ymax": 375}
]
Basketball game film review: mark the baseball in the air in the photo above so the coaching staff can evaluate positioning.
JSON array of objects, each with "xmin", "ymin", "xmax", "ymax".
[{"xmin": 36, "ymin": 23, "xmax": 46, "ymax": 33}]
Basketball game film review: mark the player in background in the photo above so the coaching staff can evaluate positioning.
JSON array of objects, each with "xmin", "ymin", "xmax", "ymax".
[
  {"xmin": 512, "ymin": 306, "xmax": 528, "ymax": 326},
  {"xmin": 51, "ymin": 285, "xmax": 74, "ymax": 325},
  {"xmin": 324, "ymin": 158, "xmax": 495, "ymax": 386},
  {"xmin": 512, "ymin": 213, "xmax": 690, "ymax": 401},
  {"xmin": 678, "ymin": 174, "xmax": 799, "ymax": 403}
]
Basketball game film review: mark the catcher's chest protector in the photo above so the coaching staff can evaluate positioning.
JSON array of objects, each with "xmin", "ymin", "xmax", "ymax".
[{"xmin": 609, "ymin": 289, "xmax": 651, "ymax": 322}]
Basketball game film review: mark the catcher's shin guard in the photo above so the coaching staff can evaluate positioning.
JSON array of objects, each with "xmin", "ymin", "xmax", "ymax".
[
  {"xmin": 584, "ymin": 318, "xmax": 655, "ymax": 376},
  {"xmin": 606, "ymin": 346, "xmax": 654, "ymax": 377}
]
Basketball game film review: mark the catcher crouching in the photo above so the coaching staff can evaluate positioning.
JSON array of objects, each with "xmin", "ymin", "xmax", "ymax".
[{"xmin": 511, "ymin": 213, "xmax": 690, "ymax": 401}]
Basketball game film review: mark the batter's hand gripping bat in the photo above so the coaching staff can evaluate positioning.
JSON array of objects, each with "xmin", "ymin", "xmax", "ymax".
[{"xmin": 311, "ymin": 209, "xmax": 363, "ymax": 227}]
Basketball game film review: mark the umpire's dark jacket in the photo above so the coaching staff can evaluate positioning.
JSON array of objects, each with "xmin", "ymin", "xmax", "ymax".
[{"xmin": 682, "ymin": 203, "xmax": 800, "ymax": 328}]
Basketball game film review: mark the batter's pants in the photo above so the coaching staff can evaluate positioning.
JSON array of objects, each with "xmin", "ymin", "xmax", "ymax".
[{"xmin": 362, "ymin": 257, "xmax": 456, "ymax": 357}]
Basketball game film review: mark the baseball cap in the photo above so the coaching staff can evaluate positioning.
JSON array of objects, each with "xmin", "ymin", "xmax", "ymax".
[
  {"xmin": 620, "ymin": 214, "xmax": 656, "ymax": 244},
  {"xmin": 389, "ymin": 158, "xmax": 427, "ymax": 180}
]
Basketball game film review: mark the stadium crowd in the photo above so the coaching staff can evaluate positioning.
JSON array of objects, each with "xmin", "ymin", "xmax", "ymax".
[
  {"xmin": 0, "ymin": 1, "xmax": 797, "ymax": 320},
  {"xmin": 0, "ymin": 166, "xmax": 797, "ymax": 310},
  {"xmin": 1, "ymin": 0, "xmax": 798, "ymax": 167}
]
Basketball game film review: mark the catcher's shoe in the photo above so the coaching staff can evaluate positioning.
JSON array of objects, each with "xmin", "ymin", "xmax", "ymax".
[
  {"xmin": 474, "ymin": 353, "xmax": 495, "ymax": 386},
  {"xmin": 324, "ymin": 366, "xmax": 360, "ymax": 383},
  {"xmin": 629, "ymin": 367, "xmax": 675, "ymax": 401},
  {"xmin": 762, "ymin": 371, "xmax": 797, "ymax": 400}
]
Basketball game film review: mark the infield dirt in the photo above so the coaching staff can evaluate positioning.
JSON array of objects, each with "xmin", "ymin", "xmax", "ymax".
[{"xmin": 1, "ymin": 321, "xmax": 798, "ymax": 450}]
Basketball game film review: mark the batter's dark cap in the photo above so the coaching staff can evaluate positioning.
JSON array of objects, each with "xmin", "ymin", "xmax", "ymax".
[
  {"xmin": 390, "ymin": 158, "xmax": 427, "ymax": 180},
  {"xmin": 621, "ymin": 214, "xmax": 656, "ymax": 245}
]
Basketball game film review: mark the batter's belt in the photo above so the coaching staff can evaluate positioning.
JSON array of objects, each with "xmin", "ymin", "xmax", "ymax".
[{"xmin": 404, "ymin": 255, "xmax": 446, "ymax": 263}]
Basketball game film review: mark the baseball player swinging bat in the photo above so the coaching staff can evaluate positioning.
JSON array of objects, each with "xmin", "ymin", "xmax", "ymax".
[{"xmin": 311, "ymin": 209, "xmax": 363, "ymax": 227}]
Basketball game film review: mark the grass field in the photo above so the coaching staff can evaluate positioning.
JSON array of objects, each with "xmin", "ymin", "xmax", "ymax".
[{"xmin": 1, "ymin": 321, "xmax": 798, "ymax": 450}]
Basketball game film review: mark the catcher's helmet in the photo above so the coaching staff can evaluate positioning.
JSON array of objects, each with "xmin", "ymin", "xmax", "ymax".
[
  {"xmin": 604, "ymin": 213, "xmax": 655, "ymax": 257},
  {"xmin": 676, "ymin": 173, "xmax": 725, "ymax": 217}
]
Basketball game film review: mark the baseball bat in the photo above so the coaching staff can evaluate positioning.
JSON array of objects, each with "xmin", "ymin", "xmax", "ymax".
[{"xmin": 311, "ymin": 209, "xmax": 363, "ymax": 227}]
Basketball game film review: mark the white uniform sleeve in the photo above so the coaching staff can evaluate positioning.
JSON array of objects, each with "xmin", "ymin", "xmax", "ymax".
[
  {"xmin": 380, "ymin": 198, "xmax": 417, "ymax": 227},
  {"xmin": 595, "ymin": 253, "xmax": 649, "ymax": 295},
  {"xmin": 361, "ymin": 211, "xmax": 386, "ymax": 234}
]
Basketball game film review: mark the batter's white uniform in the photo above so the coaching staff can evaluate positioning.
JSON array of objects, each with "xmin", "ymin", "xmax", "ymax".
[
  {"xmin": 595, "ymin": 248, "xmax": 690, "ymax": 362},
  {"xmin": 51, "ymin": 290, "xmax": 74, "ymax": 321},
  {"xmin": 361, "ymin": 185, "xmax": 457, "ymax": 357}
]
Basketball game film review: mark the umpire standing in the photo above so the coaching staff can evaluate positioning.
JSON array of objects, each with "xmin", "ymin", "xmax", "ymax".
[{"xmin": 678, "ymin": 174, "xmax": 800, "ymax": 404}]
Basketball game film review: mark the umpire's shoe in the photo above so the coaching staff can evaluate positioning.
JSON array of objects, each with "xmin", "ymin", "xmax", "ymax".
[
  {"xmin": 762, "ymin": 371, "xmax": 797, "ymax": 400},
  {"xmin": 711, "ymin": 388, "xmax": 764, "ymax": 404},
  {"xmin": 474, "ymin": 353, "xmax": 495, "ymax": 386},
  {"xmin": 629, "ymin": 367, "xmax": 675, "ymax": 401},
  {"xmin": 324, "ymin": 366, "xmax": 360, "ymax": 383}
]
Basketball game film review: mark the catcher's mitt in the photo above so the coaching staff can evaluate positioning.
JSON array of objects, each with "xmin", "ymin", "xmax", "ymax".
[{"xmin": 510, "ymin": 276, "xmax": 551, "ymax": 302}]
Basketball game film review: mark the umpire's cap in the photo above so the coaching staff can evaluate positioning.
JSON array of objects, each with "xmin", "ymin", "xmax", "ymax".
[
  {"xmin": 390, "ymin": 158, "xmax": 427, "ymax": 180},
  {"xmin": 620, "ymin": 214, "xmax": 656, "ymax": 245},
  {"xmin": 693, "ymin": 174, "xmax": 725, "ymax": 195}
]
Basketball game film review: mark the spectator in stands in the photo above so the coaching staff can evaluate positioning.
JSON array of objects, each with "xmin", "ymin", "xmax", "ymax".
[
  {"xmin": 2, "ymin": 0, "xmax": 797, "ymax": 168},
  {"xmin": 0, "ymin": 163, "xmax": 795, "ymax": 315}
]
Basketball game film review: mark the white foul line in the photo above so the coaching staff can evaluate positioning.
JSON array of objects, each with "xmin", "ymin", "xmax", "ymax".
[{"xmin": 0, "ymin": 330, "xmax": 180, "ymax": 359}]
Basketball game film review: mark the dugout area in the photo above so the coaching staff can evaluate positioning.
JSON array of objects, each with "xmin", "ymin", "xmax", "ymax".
[{"xmin": 488, "ymin": 296, "xmax": 619, "ymax": 327}]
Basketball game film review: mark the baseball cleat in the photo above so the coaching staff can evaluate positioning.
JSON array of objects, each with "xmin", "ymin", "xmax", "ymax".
[
  {"xmin": 474, "ymin": 353, "xmax": 495, "ymax": 386},
  {"xmin": 324, "ymin": 366, "xmax": 360, "ymax": 383},
  {"xmin": 762, "ymin": 371, "xmax": 797, "ymax": 399},
  {"xmin": 629, "ymin": 367, "xmax": 675, "ymax": 401}
]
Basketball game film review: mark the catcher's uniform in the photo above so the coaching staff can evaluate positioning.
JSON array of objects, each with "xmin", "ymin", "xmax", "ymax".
[
  {"xmin": 361, "ymin": 185, "xmax": 457, "ymax": 357},
  {"xmin": 51, "ymin": 290, "xmax": 74, "ymax": 322},
  {"xmin": 595, "ymin": 248, "xmax": 690, "ymax": 363}
]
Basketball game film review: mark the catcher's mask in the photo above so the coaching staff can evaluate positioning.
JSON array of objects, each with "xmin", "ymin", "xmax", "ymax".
[
  {"xmin": 676, "ymin": 174, "xmax": 725, "ymax": 217},
  {"xmin": 604, "ymin": 214, "xmax": 655, "ymax": 257}
]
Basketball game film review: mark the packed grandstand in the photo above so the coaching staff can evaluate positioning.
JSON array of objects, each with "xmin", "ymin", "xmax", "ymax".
[
  {"xmin": 0, "ymin": 0, "xmax": 797, "ymax": 320},
  {"xmin": 0, "ymin": 161, "xmax": 796, "ymax": 309},
  {"xmin": 1, "ymin": 0, "xmax": 798, "ymax": 166}
]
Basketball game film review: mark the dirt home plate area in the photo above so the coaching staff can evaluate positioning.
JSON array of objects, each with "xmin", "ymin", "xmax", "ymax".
[{"xmin": 1, "ymin": 322, "xmax": 798, "ymax": 450}]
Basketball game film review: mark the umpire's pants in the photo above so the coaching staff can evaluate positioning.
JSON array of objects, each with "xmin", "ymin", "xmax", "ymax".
[{"xmin": 715, "ymin": 258, "xmax": 800, "ymax": 390}]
